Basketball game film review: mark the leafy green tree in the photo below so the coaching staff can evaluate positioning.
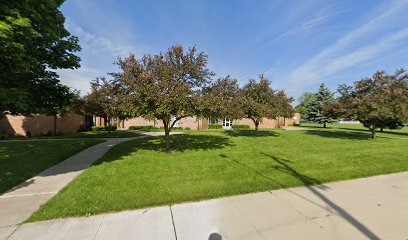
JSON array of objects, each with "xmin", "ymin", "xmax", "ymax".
[
  {"xmin": 80, "ymin": 77, "xmax": 125, "ymax": 126},
  {"xmin": 115, "ymin": 45, "xmax": 213, "ymax": 151},
  {"xmin": 326, "ymin": 69, "xmax": 408, "ymax": 139},
  {"xmin": 305, "ymin": 83, "xmax": 336, "ymax": 127},
  {"xmin": 0, "ymin": 0, "xmax": 81, "ymax": 115},
  {"xmin": 241, "ymin": 74, "xmax": 293, "ymax": 131},
  {"xmin": 295, "ymin": 92, "xmax": 316, "ymax": 115},
  {"xmin": 199, "ymin": 75, "xmax": 244, "ymax": 121}
]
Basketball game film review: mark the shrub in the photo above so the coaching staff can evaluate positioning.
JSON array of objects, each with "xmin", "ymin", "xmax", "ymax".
[
  {"xmin": 91, "ymin": 126, "xmax": 117, "ymax": 131},
  {"xmin": 92, "ymin": 126, "xmax": 105, "ymax": 131},
  {"xmin": 172, "ymin": 127, "xmax": 183, "ymax": 130},
  {"xmin": 185, "ymin": 127, "xmax": 191, "ymax": 130},
  {"xmin": 208, "ymin": 124, "xmax": 222, "ymax": 129},
  {"xmin": 232, "ymin": 125, "xmax": 250, "ymax": 130},
  {"xmin": 128, "ymin": 125, "xmax": 158, "ymax": 131}
]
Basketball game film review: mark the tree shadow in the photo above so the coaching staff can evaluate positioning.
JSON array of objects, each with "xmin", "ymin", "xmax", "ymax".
[
  {"xmin": 224, "ymin": 130, "xmax": 279, "ymax": 137},
  {"xmin": 303, "ymin": 130, "xmax": 371, "ymax": 140},
  {"xmin": 0, "ymin": 115, "xmax": 16, "ymax": 139},
  {"xmin": 338, "ymin": 127, "xmax": 408, "ymax": 137},
  {"xmin": 95, "ymin": 134, "xmax": 234, "ymax": 165}
]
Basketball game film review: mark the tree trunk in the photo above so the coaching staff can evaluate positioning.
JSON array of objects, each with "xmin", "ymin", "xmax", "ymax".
[
  {"xmin": 52, "ymin": 115, "xmax": 57, "ymax": 136},
  {"xmin": 323, "ymin": 122, "xmax": 327, "ymax": 128},
  {"xmin": 254, "ymin": 120, "xmax": 259, "ymax": 133},
  {"xmin": 370, "ymin": 127, "xmax": 376, "ymax": 139},
  {"xmin": 163, "ymin": 120, "xmax": 171, "ymax": 152},
  {"xmin": 380, "ymin": 127, "xmax": 384, "ymax": 132}
]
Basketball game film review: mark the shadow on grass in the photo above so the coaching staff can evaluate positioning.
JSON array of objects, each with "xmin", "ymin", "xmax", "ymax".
[
  {"xmin": 338, "ymin": 127, "xmax": 408, "ymax": 137},
  {"xmin": 261, "ymin": 153, "xmax": 322, "ymax": 186},
  {"xmin": 303, "ymin": 129, "xmax": 371, "ymax": 140},
  {"xmin": 95, "ymin": 134, "xmax": 234, "ymax": 166},
  {"xmin": 224, "ymin": 130, "xmax": 279, "ymax": 137},
  {"xmin": 261, "ymin": 152, "xmax": 381, "ymax": 240},
  {"xmin": 220, "ymin": 152, "xmax": 380, "ymax": 239}
]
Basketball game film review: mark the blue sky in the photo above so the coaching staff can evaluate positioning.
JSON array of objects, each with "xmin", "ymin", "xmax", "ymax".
[{"xmin": 58, "ymin": 0, "xmax": 408, "ymax": 101}]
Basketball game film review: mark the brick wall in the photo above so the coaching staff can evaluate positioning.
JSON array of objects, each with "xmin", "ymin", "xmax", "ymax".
[
  {"xmin": 0, "ymin": 114, "xmax": 85, "ymax": 136},
  {"xmin": 120, "ymin": 113, "xmax": 300, "ymax": 130}
]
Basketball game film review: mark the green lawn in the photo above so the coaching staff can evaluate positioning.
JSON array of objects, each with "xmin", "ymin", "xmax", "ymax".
[
  {"xmin": 57, "ymin": 131, "xmax": 144, "ymax": 138},
  {"xmin": 6, "ymin": 131, "xmax": 143, "ymax": 140},
  {"xmin": 28, "ymin": 124, "xmax": 408, "ymax": 221},
  {"xmin": 0, "ymin": 140, "xmax": 103, "ymax": 194}
]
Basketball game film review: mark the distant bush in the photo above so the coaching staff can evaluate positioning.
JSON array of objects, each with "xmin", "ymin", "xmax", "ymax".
[
  {"xmin": 208, "ymin": 124, "xmax": 222, "ymax": 129},
  {"xmin": 92, "ymin": 125, "xmax": 117, "ymax": 131},
  {"xmin": 185, "ymin": 127, "xmax": 191, "ymax": 130},
  {"xmin": 128, "ymin": 125, "xmax": 158, "ymax": 131},
  {"xmin": 172, "ymin": 127, "xmax": 183, "ymax": 130},
  {"xmin": 232, "ymin": 125, "xmax": 250, "ymax": 130}
]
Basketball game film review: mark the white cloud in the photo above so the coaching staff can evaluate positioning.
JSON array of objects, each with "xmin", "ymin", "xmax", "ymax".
[
  {"xmin": 282, "ymin": 0, "xmax": 408, "ymax": 97},
  {"xmin": 66, "ymin": 19, "xmax": 133, "ymax": 58},
  {"xmin": 58, "ymin": 19, "xmax": 137, "ymax": 94}
]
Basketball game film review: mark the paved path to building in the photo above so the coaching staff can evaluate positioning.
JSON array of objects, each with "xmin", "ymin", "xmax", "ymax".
[
  {"xmin": 0, "ymin": 136, "xmax": 147, "ymax": 229},
  {"xmin": 2, "ymin": 172, "xmax": 408, "ymax": 240}
]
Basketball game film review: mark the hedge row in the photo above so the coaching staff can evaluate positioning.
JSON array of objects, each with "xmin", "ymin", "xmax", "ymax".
[
  {"xmin": 91, "ymin": 125, "xmax": 117, "ymax": 131},
  {"xmin": 232, "ymin": 125, "xmax": 250, "ymax": 130},
  {"xmin": 208, "ymin": 124, "xmax": 222, "ymax": 129},
  {"xmin": 128, "ymin": 125, "xmax": 158, "ymax": 130},
  {"xmin": 128, "ymin": 126, "xmax": 187, "ymax": 131}
]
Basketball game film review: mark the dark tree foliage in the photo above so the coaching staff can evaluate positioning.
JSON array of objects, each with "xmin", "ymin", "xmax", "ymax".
[
  {"xmin": 326, "ymin": 69, "xmax": 408, "ymax": 138},
  {"xmin": 115, "ymin": 45, "xmax": 214, "ymax": 151},
  {"xmin": 305, "ymin": 83, "xmax": 336, "ymax": 127},
  {"xmin": 80, "ymin": 77, "xmax": 125, "ymax": 126},
  {"xmin": 295, "ymin": 92, "xmax": 316, "ymax": 115},
  {"xmin": 241, "ymin": 74, "xmax": 294, "ymax": 131},
  {"xmin": 0, "ymin": 0, "xmax": 81, "ymax": 115},
  {"xmin": 199, "ymin": 75, "xmax": 244, "ymax": 120}
]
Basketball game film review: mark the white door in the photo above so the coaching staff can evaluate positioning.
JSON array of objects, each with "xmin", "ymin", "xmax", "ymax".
[{"xmin": 223, "ymin": 118, "xmax": 232, "ymax": 129}]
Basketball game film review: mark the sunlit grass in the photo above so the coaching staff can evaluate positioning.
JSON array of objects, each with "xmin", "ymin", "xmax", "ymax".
[{"xmin": 29, "ymin": 124, "xmax": 408, "ymax": 221}]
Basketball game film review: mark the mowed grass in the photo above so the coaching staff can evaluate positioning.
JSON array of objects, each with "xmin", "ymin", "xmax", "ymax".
[
  {"xmin": 9, "ymin": 131, "xmax": 144, "ymax": 139},
  {"xmin": 29, "ymin": 125, "xmax": 408, "ymax": 221},
  {"xmin": 0, "ymin": 140, "xmax": 103, "ymax": 194}
]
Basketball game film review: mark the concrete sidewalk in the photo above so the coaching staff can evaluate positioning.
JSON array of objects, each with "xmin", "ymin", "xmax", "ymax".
[
  {"xmin": 2, "ymin": 172, "xmax": 408, "ymax": 240},
  {"xmin": 0, "ymin": 137, "xmax": 146, "ymax": 229}
]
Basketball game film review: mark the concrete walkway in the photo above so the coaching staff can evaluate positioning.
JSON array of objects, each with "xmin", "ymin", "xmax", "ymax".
[
  {"xmin": 0, "ymin": 137, "xmax": 146, "ymax": 229},
  {"xmin": 2, "ymin": 172, "xmax": 408, "ymax": 240}
]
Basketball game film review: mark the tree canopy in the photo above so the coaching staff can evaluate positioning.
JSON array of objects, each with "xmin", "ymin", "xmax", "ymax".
[
  {"xmin": 326, "ymin": 69, "xmax": 408, "ymax": 138},
  {"xmin": 241, "ymin": 74, "xmax": 294, "ymax": 131},
  {"xmin": 199, "ymin": 75, "xmax": 244, "ymax": 120},
  {"xmin": 115, "ymin": 45, "xmax": 213, "ymax": 151},
  {"xmin": 295, "ymin": 92, "xmax": 316, "ymax": 115},
  {"xmin": 0, "ymin": 0, "xmax": 80, "ymax": 115}
]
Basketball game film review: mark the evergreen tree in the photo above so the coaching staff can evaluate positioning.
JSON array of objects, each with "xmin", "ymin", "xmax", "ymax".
[{"xmin": 305, "ymin": 83, "xmax": 336, "ymax": 127}]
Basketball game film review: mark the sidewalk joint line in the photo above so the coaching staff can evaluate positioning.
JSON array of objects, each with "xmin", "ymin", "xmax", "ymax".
[
  {"xmin": 93, "ymin": 215, "xmax": 104, "ymax": 240},
  {"xmin": 169, "ymin": 205, "xmax": 178, "ymax": 240},
  {"xmin": 5, "ymin": 224, "xmax": 22, "ymax": 240}
]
